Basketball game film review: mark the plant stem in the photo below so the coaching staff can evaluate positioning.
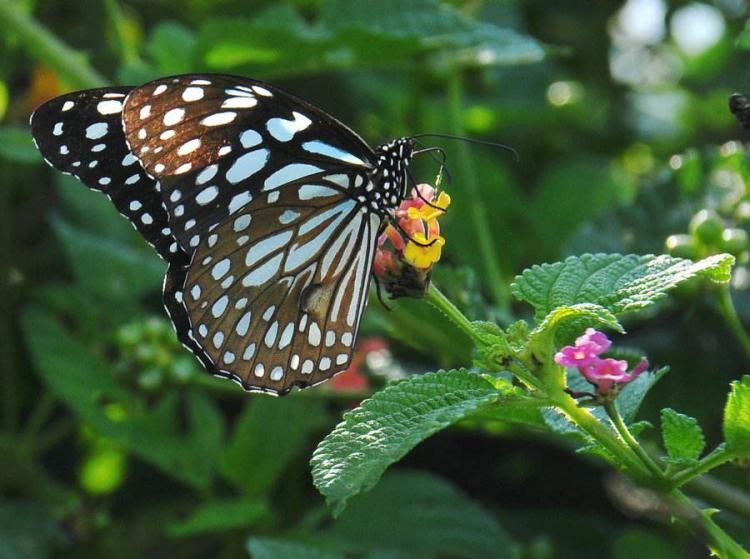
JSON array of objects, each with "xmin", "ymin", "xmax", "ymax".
[
  {"xmin": 552, "ymin": 391, "xmax": 652, "ymax": 481},
  {"xmin": 716, "ymin": 285, "xmax": 750, "ymax": 362},
  {"xmin": 0, "ymin": 0, "xmax": 106, "ymax": 89},
  {"xmin": 445, "ymin": 70, "xmax": 511, "ymax": 315},
  {"xmin": 606, "ymin": 403, "xmax": 666, "ymax": 482},
  {"xmin": 671, "ymin": 446, "xmax": 737, "ymax": 489},
  {"xmin": 671, "ymin": 489, "xmax": 750, "ymax": 558},
  {"xmin": 103, "ymin": 0, "xmax": 139, "ymax": 66},
  {"xmin": 425, "ymin": 284, "xmax": 486, "ymax": 347}
]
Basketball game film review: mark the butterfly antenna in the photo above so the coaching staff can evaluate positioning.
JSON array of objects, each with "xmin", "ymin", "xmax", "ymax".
[
  {"xmin": 411, "ymin": 133, "xmax": 520, "ymax": 162},
  {"xmin": 404, "ymin": 165, "xmax": 450, "ymax": 214}
]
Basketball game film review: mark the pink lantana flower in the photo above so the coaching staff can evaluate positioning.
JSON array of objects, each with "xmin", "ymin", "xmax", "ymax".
[{"xmin": 554, "ymin": 329, "xmax": 649, "ymax": 398}]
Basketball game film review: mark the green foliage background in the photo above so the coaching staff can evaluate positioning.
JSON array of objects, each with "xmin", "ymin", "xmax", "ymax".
[{"xmin": 2, "ymin": 0, "xmax": 750, "ymax": 557}]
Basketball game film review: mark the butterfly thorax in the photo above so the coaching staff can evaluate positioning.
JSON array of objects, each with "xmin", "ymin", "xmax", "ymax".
[{"xmin": 366, "ymin": 137, "xmax": 414, "ymax": 217}]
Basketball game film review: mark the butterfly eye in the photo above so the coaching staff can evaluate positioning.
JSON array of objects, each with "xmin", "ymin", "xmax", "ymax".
[{"xmin": 31, "ymin": 74, "xmax": 414, "ymax": 394}]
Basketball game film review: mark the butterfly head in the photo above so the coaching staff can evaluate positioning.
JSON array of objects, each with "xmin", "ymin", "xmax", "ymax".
[{"xmin": 372, "ymin": 137, "xmax": 414, "ymax": 215}]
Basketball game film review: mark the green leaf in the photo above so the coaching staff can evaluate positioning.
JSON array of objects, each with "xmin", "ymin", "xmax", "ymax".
[
  {"xmin": 220, "ymin": 397, "xmax": 328, "ymax": 497},
  {"xmin": 247, "ymin": 538, "xmax": 342, "ymax": 559},
  {"xmin": 616, "ymin": 367, "xmax": 668, "ymax": 424},
  {"xmin": 51, "ymin": 216, "xmax": 164, "ymax": 302},
  {"xmin": 723, "ymin": 375, "xmax": 750, "ymax": 456},
  {"xmin": 167, "ymin": 499, "xmax": 268, "ymax": 537},
  {"xmin": 660, "ymin": 408, "xmax": 705, "ymax": 463},
  {"xmin": 146, "ymin": 21, "xmax": 197, "ymax": 74},
  {"xmin": 22, "ymin": 309, "xmax": 223, "ymax": 489},
  {"xmin": 529, "ymin": 303, "xmax": 623, "ymax": 347},
  {"xmin": 196, "ymin": 0, "xmax": 544, "ymax": 77},
  {"xmin": 511, "ymin": 253, "xmax": 734, "ymax": 322},
  {"xmin": 311, "ymin": 370, "xmax": 510, "ymax": 514},
  {"xmin": 315, "ymin": 471, "xmax": 517, "ymax": 559},
  {"xmin": 0, "ymin": 126, "xmax": 42, "ymax": 164}
]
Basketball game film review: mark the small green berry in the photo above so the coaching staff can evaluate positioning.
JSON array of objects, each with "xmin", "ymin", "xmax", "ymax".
[
  {"xmin": 665, "ymin": 234, "xmax": 698, "ymax": 259},
  {"xmin": 689, "ymin": 209, "xmax": 724, "ymax": 246}
]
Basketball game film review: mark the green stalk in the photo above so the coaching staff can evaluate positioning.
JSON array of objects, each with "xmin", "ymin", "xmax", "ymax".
[
  {"xmin": 425, "ymin": 283, "xmax": 486, "ymax": 347},
  {"xmin": 0, "ymin": 0, "xmax": 106, "ymax": 89},
  {"xmin": 445, "ymin": 71, "xmax": 510, "ymax": 314},
  {"xmin": 671, "ymin": 446, "xmax": 738, "ymax": 489},
  {"xmin": 552, "ymin": 391, "xmax": 652, "ymax": 481},
  {"xmin": 671, "ymin": 490, "xmax": 750, "ymax": 558},
  {"xmin": 103, "ymin": 0, "xmax": 139, "ymax": 66},
  {"xmin": 606, "ymin": 403, "xmax": 667, "ymax": 482},
  {"xmin": 687, "ymin": 474, "xmax": 750, "ymax": 519},
  {"xmin": 716, "ymin": 286, "xmax": 750, "ymax": 363}
]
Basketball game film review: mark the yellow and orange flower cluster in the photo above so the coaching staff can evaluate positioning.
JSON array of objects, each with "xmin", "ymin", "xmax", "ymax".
[{"xmin": 374, "ymin": 184, "xmax": 451, "ymax": 298}]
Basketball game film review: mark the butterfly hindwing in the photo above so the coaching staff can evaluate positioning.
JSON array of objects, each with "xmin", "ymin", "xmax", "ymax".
[
  {"xmin": 168, "ymin": 183, "xmax": 380, "ymax": 394},
  {"xmin": 30, "ymin": 88, "xmax": 187, "ymax": 263}
]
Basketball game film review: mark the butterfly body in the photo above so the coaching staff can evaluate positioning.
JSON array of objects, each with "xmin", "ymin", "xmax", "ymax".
[{"xmin": 31, "ymin": 74, "xmax": 414, "ymax": 395}]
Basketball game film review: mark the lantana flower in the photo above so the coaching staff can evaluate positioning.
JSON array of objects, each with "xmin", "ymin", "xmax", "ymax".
[
  {"xmin": 555, "ymin": 328, "xmax": 649, "ymax": 398},
  {"xmin": 374, "ymin": 184, "xmax": 451, "ymax": 298}
]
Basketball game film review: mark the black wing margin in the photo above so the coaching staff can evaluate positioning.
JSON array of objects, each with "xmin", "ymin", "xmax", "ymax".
[{"xmin": 30, "ymin": 88, "xmax": 187, "ymax": 264}]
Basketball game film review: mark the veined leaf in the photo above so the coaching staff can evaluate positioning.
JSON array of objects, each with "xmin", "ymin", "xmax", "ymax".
[
  {"xmin": 311, "ymin": 369, "xmax": 511, "ymax": 514},
  {"xmin": 660, "ymin": 409, "xmax": 705, "ymax": 463},
  {"xmin": 317, "ymin": 471, "xmax": 518, "ymax": 558},
  {"xmin": 723, "ymin": 375, "xmax": 750, "ymax": 456},
  {"xmin": 529, "ymin": 303, "xmax": 623, "ymax": 347},
  {"xmin": 511, "ymin": 253, "xmax": 734, "ymax": 322}
]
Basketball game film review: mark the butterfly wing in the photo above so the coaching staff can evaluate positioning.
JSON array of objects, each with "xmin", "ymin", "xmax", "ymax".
[
  {"xmin": 119, "ymin": 74, "xmax": 384, "ymax": 392},
  {"xmin": 166, "ymin": 184, "xmax": 380, "ymax": 394},
  {"xmin": 30, "ymin": 88, "xmax": 187, "ymax": 263},
  {"xmin": 121, "ymin": 74, "xmax": 374, "ymax": 253}
]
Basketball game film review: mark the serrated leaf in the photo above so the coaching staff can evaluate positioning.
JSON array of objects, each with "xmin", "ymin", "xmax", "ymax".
[
  {"xmin": 660, "ymin": 409, "xmax": 705, "ymax": 463},
  {"xmin": 530, "ymin": 303, "xmax": 623, "ymax": 347},
  {"xmin": 723, "ymin": 375, "xmax": 750, "ymax": 455},
  {"xmin": 311, "ymin": 370, "xmax": 510, "ymax": 514},
  {"xmin": 167, "ymin": 499, "xmax": 268, "ymax": 537},
  {"xmin": 220, "ymin": 397, "xmax": 327, "ymax": 497},
  {"xmin": 316, "ymin": 471, "xmax": 517, "ymax": 559},
  {"xmin": 511, "ymin": 253, "xmax": 734, "ymax": 322},
  {"xmin": 248, "ymin": 538, "xmax": 342, "ymax": 559}
]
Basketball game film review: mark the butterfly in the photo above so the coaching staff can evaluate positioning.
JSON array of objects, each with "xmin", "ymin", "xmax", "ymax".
[{"xmin": 31, "ymin": 74, "xmax": 417, "ymax": 395}]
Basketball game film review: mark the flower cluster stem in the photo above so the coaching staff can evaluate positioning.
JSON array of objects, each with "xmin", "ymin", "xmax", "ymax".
[
  {"xmin": 716, "ymin": 286, "xmax": 750, "ymax": 363},
  {"xmin": 425, "ymin": 284, "xmax": 485, "ymax": 347},
  {"xmin": 445, "ymin": 71, "xmax": 511, "ymax": 316},
  {"xmin": 606, "ymin": 403, "xmax": 666, "ymax": 481}
]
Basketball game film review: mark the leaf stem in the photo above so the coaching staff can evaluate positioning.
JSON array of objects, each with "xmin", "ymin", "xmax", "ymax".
[
  {"xmin": 445, "ymin": 70, "xmax": 510, "ymax": 314},
  {"xmin": 716, "ymin": 285, "xmax": 750, "ymax": 362},
  {"xmin": 552, "ymin": 391, "xmax": 652, "ymax": 481},
  {"xmin": 606, "ymin": 402, "xmax": 667, "ymax": 482},
  {"xmin": 670, "ymin": 489, "xmax": 750, "ymax": 558},
  {"xmin": 670, "ymin": 446, "xmax": 737, "ymax": 489},
  {"xmin": 0, "ymin": 0, "xmax": 106, "ymax": 89},
  {"xmin": 425, "ymin": 283, "xmax": 485, "ymax": 347}
]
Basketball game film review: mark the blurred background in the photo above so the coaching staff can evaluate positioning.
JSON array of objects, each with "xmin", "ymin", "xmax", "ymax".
[{"xmin": 2, "ymin": 0, "xmax": 750, "ymax": 557}]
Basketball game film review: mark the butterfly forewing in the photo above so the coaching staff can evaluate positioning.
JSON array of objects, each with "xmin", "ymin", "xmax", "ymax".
[
  {"xmin": 30, "ymin": 88, "xmax": 187, "ymax": 263},
  {"xmin": 121, "ymin": 75, "xmax": 374, "ymax": 254}
]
